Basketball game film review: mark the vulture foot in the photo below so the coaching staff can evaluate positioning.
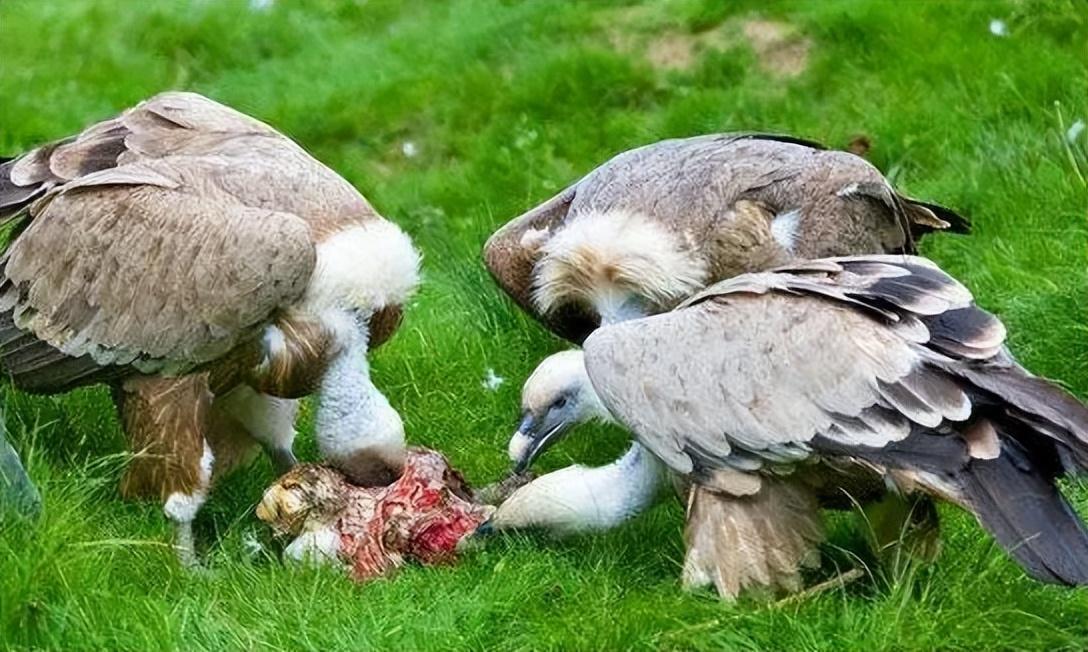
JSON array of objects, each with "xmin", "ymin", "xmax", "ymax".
[
  {"xmin": 173, "ymin": 518, "xmax": 203, "ymax": 571},
  {"xmin": 474, "ymin": 470, "xmax": 536, "ymax": 506},
  {"xmin": 268, "ymin": 447, "xmax": 300, "ymax": 475}
]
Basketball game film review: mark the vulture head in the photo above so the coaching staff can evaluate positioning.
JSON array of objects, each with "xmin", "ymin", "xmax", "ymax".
[{"xmin": 508, "ymin": 350, "xmax": 609, "ymax": 473}]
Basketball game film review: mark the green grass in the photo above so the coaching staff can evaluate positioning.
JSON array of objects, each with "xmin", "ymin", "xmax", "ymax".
[{"xmin": 1, "ymin": 0, "xmax": 1087, "ymax": 649}]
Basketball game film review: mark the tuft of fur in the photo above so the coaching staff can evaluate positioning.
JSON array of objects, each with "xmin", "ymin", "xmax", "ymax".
[{"xmin": 531, "ymin": 210, "xmax": 708, "ymax": 317}]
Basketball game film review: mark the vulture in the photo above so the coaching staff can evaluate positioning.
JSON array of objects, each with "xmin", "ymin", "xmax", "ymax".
[
  {"xmin": 488, "ymin": 256, "xmax": 1088, "ymax": 597},
  {"xmin": 0, "ymin": 92, "xmax": 420, "ymax": 564},
  {"xmin": 483, "ymin": 133, "xmax": 966, "ymax": 592},
  {"xmin": 484, "ymin": 133, "xmax": 966, "ymax": 343}
]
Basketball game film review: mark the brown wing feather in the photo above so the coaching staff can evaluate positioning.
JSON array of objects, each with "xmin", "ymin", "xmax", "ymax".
[
  {"xmin": 0, "ymin": 92, "xmax": 403, "ymax": 392},
  {"xmin": 2, "ymin": 91, "xmax": 378, "ymax": 235},
  {"xmin": 483, "ymin": 134, "xmax": 964, "ymax": 341},
  {"xmin": 584, "ymin": 255, "xmax": 981, "ymax": 474},
  {"xmin": 1, "ymin": 172, "xmax": 315, "ymax": 386}
]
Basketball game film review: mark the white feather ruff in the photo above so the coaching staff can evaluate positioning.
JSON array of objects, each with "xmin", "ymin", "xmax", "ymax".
[
  {"xmin": 531, "ymin": 210, "xmax": 708, "ymax": 316},
  {"xmin": 301, "ymin": 221, "xmax": 421, "ymax": 316}
]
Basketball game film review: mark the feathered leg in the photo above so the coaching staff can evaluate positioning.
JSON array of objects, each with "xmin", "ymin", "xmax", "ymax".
[
  {"xmin": 114, "ymin": 375, "xmax": 214, "ymax": 568},
  {"xmin": 211, "ymin": 385, "xmax": 299, "ymax": 475},
  {"xmin": 682, "ymin": 477, "xmax": 825, "ymax": 600}
]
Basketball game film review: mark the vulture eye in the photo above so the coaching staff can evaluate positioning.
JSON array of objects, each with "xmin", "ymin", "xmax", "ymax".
[{"xmin": 552, "ymin": 396, "xmax": 568, "ymax": 410}]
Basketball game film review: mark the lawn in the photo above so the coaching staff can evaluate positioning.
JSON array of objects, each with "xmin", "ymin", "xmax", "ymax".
[{"xmin": 1, "ymin": 0, "xmax": 1086, "ymax": 650}]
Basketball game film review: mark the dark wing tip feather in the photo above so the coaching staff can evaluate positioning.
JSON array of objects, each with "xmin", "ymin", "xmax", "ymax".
[
  {"xmin": 0, "ymin": 159, "xmax": 40, "ymax": 222},
  {"xmin": 925, "ymin": 307, "xmax": 1007, "ymax": 359},
  {"xmin": 960, "ymin": 437, "xmax": 1088, "ymax": 585},
  {"xmin": 0, "ymin": 312, "xmax": 122, "ymax": 394},
  {"xmin": 812, "ymin": 429, "xmax": 968, "ymax": 476},
  {"xmin": 978, "ymin": 367, "xmax": 1088, "ymax": 465}
]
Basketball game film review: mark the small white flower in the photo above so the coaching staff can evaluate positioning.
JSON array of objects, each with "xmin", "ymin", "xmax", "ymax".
[
  {"xmin": 482, "ymin": 368, "xmax": 505, "ymax": 391},
  {"xmin": 401, "ymin": 141, "xmax": 418, "ymax": 158},
  {"xmin": 1066, "ymin": 119, "xmax": 1085, "ymax": 144},
  {"xmin": 989, "ymin": 19, "xmax": 1008, "ymax": 37},
  {"xmin": 242, "ymin": 531, "xmax": 265, "ymax": 558},
  {"xmin": 249, "ymin": 0, "xmax": 274, "ymax": 10}
]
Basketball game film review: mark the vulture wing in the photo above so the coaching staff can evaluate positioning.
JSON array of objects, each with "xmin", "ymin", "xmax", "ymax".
[
  {"xmin": 483, "ymin": 134, "xmax": 967, "ymax": 342},
  {"xmin": 584, "ymin": 254, "xmax": 1088, "ymax": 473},
  {"xmin": 0, "ymin": 93, "xmax": 337, "ymax": 392},
  {"xmin": 582, "ymin": 255, "xmax": 981, "ymax": 474},
  {"xmin": 585, "ymin": 255, "xmax": 1088, "ymax": 585},
  {"xmin": 0, "ymin": 164, "xmax": 315, "ymax": 390}
]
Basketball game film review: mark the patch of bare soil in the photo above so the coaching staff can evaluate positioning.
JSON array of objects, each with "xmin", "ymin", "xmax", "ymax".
[
  {"xmin": 602, "ymin": 11, "xmax": 812, "ymax": 78},
  {"xmin": 646, "ymin": 33, "xmax": 696, "ymax": 71},
  {"xmin": 740, "ymin": 19, "xmax": 811, "ymax": 78}
]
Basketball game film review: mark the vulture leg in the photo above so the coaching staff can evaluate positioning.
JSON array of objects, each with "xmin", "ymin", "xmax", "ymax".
[
  {"xmin": 204, "ymin": 397, "xmax": 262, "ymax": 482},
  {"xmin": 682, "ymin": 477, "xmax": 824, "ymax": 600},
  {"xmin": 861, "ymin": 493, "xmax": 941, "ymax": 570},
  {"xmin": 114, "ymin": 375, "xmax": 215, "ymax": 568},
  {"xmin": 0, "ymin": 408, "xmax": 40, "ymax": 519},
  {"xmin": 211, "ymin": 386, "xmax": 299, "ymax": 475}
]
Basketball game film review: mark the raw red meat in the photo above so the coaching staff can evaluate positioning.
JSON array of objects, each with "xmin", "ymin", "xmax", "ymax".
[{"xmin": 256, "ymin": 448, "xmax": 493, "ymax": 581}]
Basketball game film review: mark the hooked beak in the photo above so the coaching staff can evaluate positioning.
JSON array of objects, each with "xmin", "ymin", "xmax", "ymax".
[{"xmin": 508, "ymin": 412, "xmax": 571, "ymax": 474}]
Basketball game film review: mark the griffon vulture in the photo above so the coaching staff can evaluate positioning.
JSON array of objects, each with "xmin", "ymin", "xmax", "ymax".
[
  {"xmin": 0, "ymin": 92, "xmax": 420, "ymax": 564},
  {"xmin": 488, "ymin": 256, "xmax": 1088, "ymax": 597},
  {"xmin": 483, "ymin": 133, "xmax": 965, "ymax": 591}
]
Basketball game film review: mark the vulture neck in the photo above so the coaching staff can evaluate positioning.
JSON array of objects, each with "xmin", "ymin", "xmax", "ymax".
[
  {"xmin": 314, "ymin": 315, "xmax": 405, "ymax": 468},
  {"xmin": 560, "ymin": 442, "xmax": 665, "ymax": 531},
  {"xmin": 545, "ymin": 299, "xmax": 657, "ymax": 529},
  {"xmin": 587, "ymin": 442, "xmax": 664, "ymax": 527}
]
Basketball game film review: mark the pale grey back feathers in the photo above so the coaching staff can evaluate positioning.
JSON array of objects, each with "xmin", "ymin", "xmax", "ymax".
[{"xmin": 582, "ymin": 255, "xmax": 1084, "ymax": 477}]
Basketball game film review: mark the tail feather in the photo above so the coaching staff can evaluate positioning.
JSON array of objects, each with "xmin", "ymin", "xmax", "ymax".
[{"xmin": 958, "ymin": 438, "xmax": 1088, "ymax": 585}]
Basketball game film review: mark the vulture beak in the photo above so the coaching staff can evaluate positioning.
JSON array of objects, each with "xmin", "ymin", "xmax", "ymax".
[
  {"xmin": 509, "ymin": 412, "xmax": 571, "ymax": 474},
  {"xmin": 474, "ymin": 520, "xmax": 495, "ymax": 536}
]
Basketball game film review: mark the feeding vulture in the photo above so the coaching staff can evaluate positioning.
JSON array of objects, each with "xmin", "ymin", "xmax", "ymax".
[
  {"xmin": 482, "ymin": 133, "xmax": 967, "ymax": 593},
  {"xmin": 488, "ymin": 256, "xmax": 1088, "ymax": 597},
  {"xmin": 0, "ymin": 92, "xmax": 420, "ymax": 564}
]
